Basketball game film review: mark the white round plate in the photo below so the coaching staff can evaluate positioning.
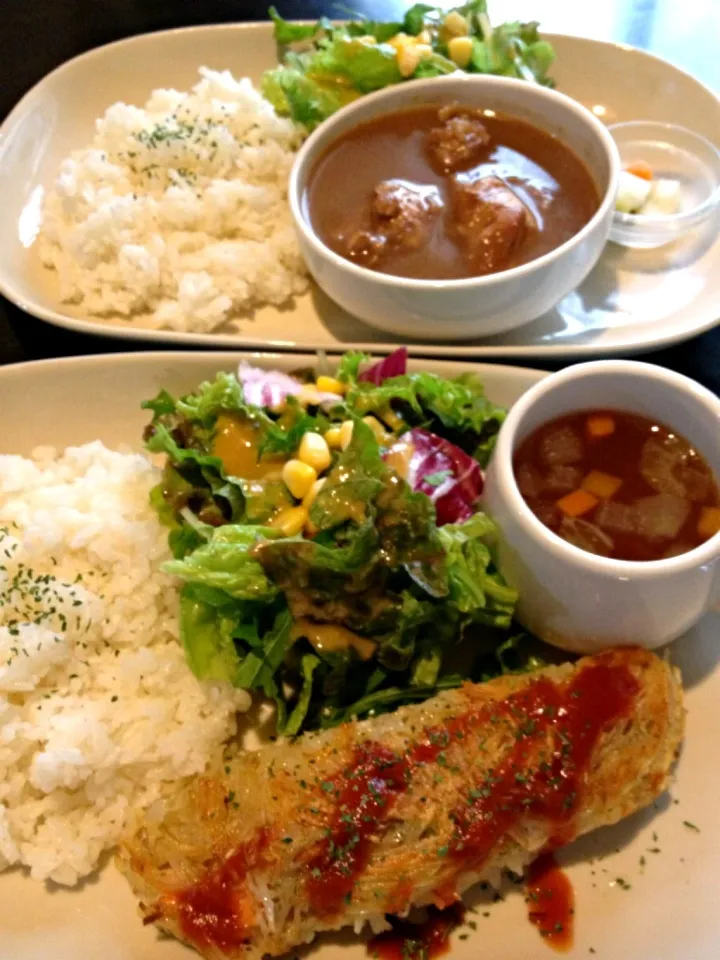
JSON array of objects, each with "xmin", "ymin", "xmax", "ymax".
[
  {"xmin": 0, "ymin": 25, "xmax": 719, "ymax": 357},
  {"xmin": 0, "ymin": 351, "xmax": 716, "ymax": 960}
]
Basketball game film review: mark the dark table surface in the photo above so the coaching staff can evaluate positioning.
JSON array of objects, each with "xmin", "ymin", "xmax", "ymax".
[{"xmin": 1, "ymin": 0, "xmax": 719, "ymax": 391}]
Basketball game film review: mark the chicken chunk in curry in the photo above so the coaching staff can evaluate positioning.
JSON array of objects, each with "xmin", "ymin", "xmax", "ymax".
[
  {"xmin": 450, "ymin": 175, "xmax": 536, "ymax": 274},
  {"xmin": 345, "ymin": 179, "xmax": 443, "ymax": 267},
  {"xmin": 426, "ymin": 104, "xmax": 491, "ymax": 173}
]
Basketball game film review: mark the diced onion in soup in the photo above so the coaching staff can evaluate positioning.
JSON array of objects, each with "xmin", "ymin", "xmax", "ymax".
[
  {"xmin": 559, "ymin": 517, "xmax": 614, "ymax": 556},
  {"xmin": 516, "ymin": 463, "xmax": 544, "ymax": 498},
  {"xmin": 540, "ymin": 426, "xmax": 583, "ymax": 466},
  {"xmin": 640, "ymin": 434, "xmax": 693, "ymax": 498},
  {"xmin": 634, "ymin": 493, "xmax": 690, "ymax": 541},
  {"xmin": 544, "ymin": 464, "xmax": 583, "ymax": 494},
  {"xmin": 677, "ymin": 465, "xmax": 712, "ymax": 502},
  {"xmin": 533, "ymin": 501, "xmax": 562, "ymax": 530},
  {"xmin": 594, "ymin": 500, "xmax": 638, "ymax": 535}
]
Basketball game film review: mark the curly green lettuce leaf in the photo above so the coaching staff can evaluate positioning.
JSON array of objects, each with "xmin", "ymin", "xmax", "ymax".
[
  {"xmin": 175, "ymin": 372, "xmax": 247, "ymax": 425},
  {"xmin": 264, "ymin": 1, "xmax": 555, "ymax": 129},
  {"xmin": 179, "ymin": 583, "xmax": 246, "ymax": 683},
  {"xmin": 283, "ymin": 652, "xmax": 321, "ymax": 736},
  {"xmin": 165, "ymin": 525, "xmax": 280, "ymax": 600},
  {"xmin": 438, "ymin": 514, "xmax": 517, "ymax": 627},
  {"xmin": 268, "ymin": 6, "xmax": 332, "ymax": 44},
  {"xmin": 263, "ymin": 34, "xmax": 401, "ymax": 129},
  {"xmin": 403, "ymin": 3, "xmax": 438, "ymax": 34},
  {"xmin": 341, "ymin": 361, "xmax": 506, "ymax": 466},
  {"xmin": 234, "ymin": 606, "xmax": 293, "ymax": 691},
  {"xmin": 309, "ymin": 418, "xmax": 385, "ymax": 531}
]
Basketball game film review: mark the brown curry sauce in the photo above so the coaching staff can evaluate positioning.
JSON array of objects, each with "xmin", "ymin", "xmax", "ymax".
[{"xmin": 305, "ymin": 104, "xmax": 600, "ymax": 280}]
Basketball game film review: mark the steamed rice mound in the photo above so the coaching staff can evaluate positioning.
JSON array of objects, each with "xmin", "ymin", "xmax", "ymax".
[
  {"xmin": 0, "ymin": 442, "xmax": 249, "ymax": 885},
  {"xmin": 38, "ymin": 68, "xmax": 308, "ymax": 333}
]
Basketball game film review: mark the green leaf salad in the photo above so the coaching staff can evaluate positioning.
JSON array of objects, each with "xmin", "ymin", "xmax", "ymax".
[
  {"xmin": 262, "ymin": 2, "xmax": 555, "ymax": 130},
  {"xmin": 143, "ymin": 350, "xmax": 542, "ymax": 734}
]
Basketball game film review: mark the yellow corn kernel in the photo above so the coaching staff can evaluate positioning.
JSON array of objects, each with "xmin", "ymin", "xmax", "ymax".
[
  {"xmin": 302, "ymin": 477, "xmax": 326, "ymax": 510},
  {"xmin": 378, "ymin": 407, "xmax": 404, "ymax": 431},
  {"xmin": 448, "ymin": 35, "xmax": 473, "ymax": 68},
  {"xmin": 388, "ymin": 32, "xmax": 409, "ymax": 52},
  {"xmin": 340, "ymin": 420, "xmax": 355, "ymax": 451},
  {"xmin": 582, "ymin": 470, "xmax": 623, "ymax": 499},
  {"xmin": 363, "ymin": 415, "xmax": 389, "ymax": 443},
  {"xmin": 316, "ymin": 375, "xmax": 346, "ymax": 395},
  {"xmin": 698, "ymin": 506, "xmax": 720, "ymax": 540},
  {"xmin": 270, "ymin": 505, "xmax": 308, "ymax": 537},
  {"xmin": 324, "ymin": 426, "xmax": 343, "ymax": 449},
  {"xmin": 298, "ymin": 431, "xmax": 332, "ymax": 473},
  {"xmin": 417, "ymin": 29, "xmax": 432, "ymax": 44},
  {"xmin": 443, "ymin": 11, "xmax": 469, "ymax": 37},
  {"xmin": 397, "ymin": 43, "xmax": 423, "ymax": 77},
  {"xmin": 415, "ymin": 43, "xmax": 434, "ymax": 61},
  {"xmin": 282, "ymin": 459, "xmax": 317, "ymax": 500}
]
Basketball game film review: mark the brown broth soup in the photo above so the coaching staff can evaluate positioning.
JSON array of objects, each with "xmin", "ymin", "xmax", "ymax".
[
  {"xmin": 513, "ymin": 409, "xmax": 720, "ymax": 561},
  {"xmin": 305, "ymin": 104, "xmax": 600, "ymax": 281}
]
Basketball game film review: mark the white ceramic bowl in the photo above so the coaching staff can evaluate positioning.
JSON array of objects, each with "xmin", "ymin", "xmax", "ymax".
[
  {"xmin": 483, "ymin": 360, "xmax": 720, "ymax": 654},
  {"xmin": 289, "ymin": 74, "xmax": 620, "ymax": 341}
]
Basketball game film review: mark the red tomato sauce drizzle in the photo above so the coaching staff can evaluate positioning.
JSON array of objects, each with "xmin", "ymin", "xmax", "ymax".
[
  {"xmin": 306, "ymin": 742, "xmax": 410, "ymax": 916},
  {"xmin": 526, "ymin": 853, "xmax": 575, "ymax": 951},
  {"xmin": 169, "ymin": 653, "xmax": 639, "ymax": 951},
  {"xmin": 368, "ymin": 904, "xmax": 466, "ymax": 960},
  {"xmin": 171, "ymin": 828, "xmax": 270, "ymax": 952}
]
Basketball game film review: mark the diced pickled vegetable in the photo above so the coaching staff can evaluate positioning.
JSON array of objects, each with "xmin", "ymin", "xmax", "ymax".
[
  {"xmin": 625, "ymin": 160, "xmax": 653, "ymax": 181},
  {"xmin": 698, "ymin": 506, "xmax": 720, "ymax": 540},
  {"xmin": 540, "ymin": 426, "xmax": 583, "ymax": 466},
  {"xmin": 643, "ymin": 178, "xmax": 681, "ymax": 216},
  {"xmin": 559, "ymin": 517, "xmax": 614, "ymax": 556},
  {"xmin": 616, "ymin": 170, "xmax": 652, "ymax": 214},
  {"xmin": 635, "ymin": 493, "xmax": 690, "ymax": 541},
  {"xmin": 582, "ymin": 470, "xmax": 622, "ymax": 499},
  {"xmin": 557, "ymin": 488, "xmax": 599, "ymax": 518},
  {"xmin": 586, "ymin": 415, "xmax": 615, "ymax": 438}
]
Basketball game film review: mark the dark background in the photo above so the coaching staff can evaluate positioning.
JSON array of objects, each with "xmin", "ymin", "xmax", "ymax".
[{"xmin": 1, "ymin": 0, "xmax": 718, "ymax": 391}]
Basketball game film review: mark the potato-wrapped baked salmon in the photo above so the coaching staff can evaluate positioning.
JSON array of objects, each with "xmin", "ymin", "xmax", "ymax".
[{"xmin": 118, "ymin": 647, "xmax": 684, "ymax": 959}]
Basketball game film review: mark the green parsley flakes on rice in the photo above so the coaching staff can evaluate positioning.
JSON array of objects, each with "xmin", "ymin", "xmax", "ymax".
[
  {"xmin": 38, "ymin": 68, "xmax": 308, "ymax": 333},
  {"xmin": 0, "ymin": 441, "xmax": 249, "ymax": 885}
]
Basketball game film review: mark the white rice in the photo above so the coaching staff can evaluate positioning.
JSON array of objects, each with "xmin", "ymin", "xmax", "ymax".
[
  {"xmin": 38, "ymin": 68, "xmax": 309, "ymax": 333},
  {"xmin": 0, "ymin": 442, "xmax": 249, "ymax": 885}
]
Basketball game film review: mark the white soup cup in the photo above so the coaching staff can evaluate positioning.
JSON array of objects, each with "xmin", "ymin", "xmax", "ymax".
[{"xmin": 483, "ymin": 360, "xmax": 720, "ymax": 654}]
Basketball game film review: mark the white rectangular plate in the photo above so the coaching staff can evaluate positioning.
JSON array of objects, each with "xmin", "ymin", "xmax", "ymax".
[
  {"xmin": 0, "ymin": 351, "xmax": 716, "ymax": 959},
  {"xmin": 1, "ymin": 26, "xmax": 719, "ymax": 356}
]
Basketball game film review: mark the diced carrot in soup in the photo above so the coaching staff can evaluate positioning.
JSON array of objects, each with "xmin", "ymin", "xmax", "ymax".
[
  {"xmin": 698, "ymin": 506, "xmax": 720, "ymax": 540},
  {"xmin": 586, "ymin": 415, "xmax": 615, "ymax": 438},
  {"xmin": 582, "ymin": 470, "xmax": 622, "ymax": 499},
  {"xmin": 625, "ymin": 160, "xmax": 653, "ymax": 181},
  {"xmin": 557, "ymin": 489, "xmax": 599, "ymax": 518}
]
